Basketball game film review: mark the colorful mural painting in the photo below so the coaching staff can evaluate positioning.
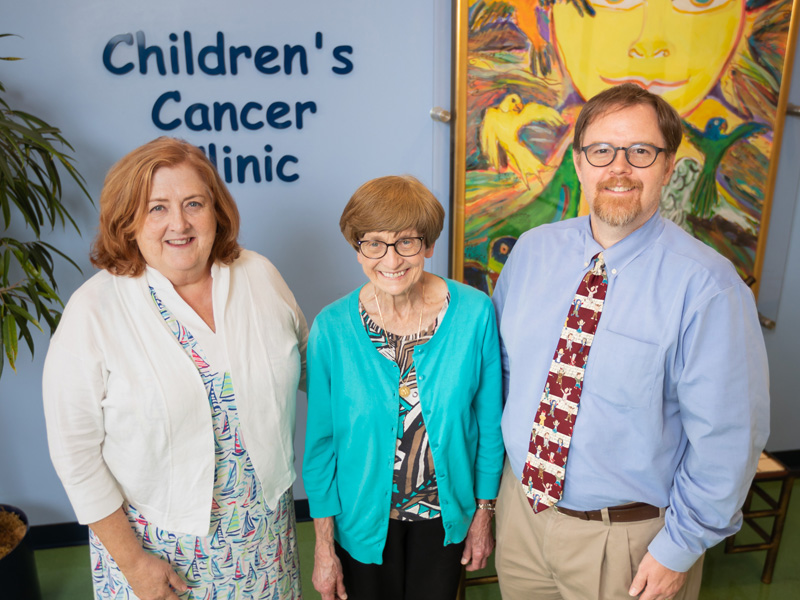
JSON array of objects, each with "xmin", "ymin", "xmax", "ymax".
[{"xmin": 451, "ymin": 0, "xmax": 799, "ymax": 296}]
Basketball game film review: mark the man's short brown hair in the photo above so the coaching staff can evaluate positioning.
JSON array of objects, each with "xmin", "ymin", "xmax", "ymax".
[
  {"xmin": 91, "ymin": 137, "xmax": 240, "ymax": 276},
  {"xmin": 573, "ymin": 84, "xmax": 683, "ymax": 155},
  {"xmin": 339, "ymin": 175, "xmax": 445, "ymax": 250}
]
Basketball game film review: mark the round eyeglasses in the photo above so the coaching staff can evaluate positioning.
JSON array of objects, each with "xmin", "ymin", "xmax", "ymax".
[
  {"xmin": 357, "ymin": 237, "xmax": 424, "ymax": 259},
  {"xmin": 580, "ymin": 143, "xmax": 666, "ymax": 168}
]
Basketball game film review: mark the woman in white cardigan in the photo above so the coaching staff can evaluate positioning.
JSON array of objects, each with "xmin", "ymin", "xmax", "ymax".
[{"xmin": 43, "ymin": 137, "xmax": 307, "ymax": 600}]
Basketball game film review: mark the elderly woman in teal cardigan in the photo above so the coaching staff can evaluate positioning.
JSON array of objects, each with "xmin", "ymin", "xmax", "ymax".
[{"xmin": 303, "ymin": 175, "xmax": 504, "ymax": 600}]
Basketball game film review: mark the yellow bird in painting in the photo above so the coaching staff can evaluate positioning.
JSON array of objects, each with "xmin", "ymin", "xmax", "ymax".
[{"xmin": 480, "ymin": 93, "xmax": 565, "ymax": 188}]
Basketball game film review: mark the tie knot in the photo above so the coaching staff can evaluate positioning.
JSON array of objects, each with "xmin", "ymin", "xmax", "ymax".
[{"xmin": 591, "ymin": 252, "xmax": 606, "ymax": 275}]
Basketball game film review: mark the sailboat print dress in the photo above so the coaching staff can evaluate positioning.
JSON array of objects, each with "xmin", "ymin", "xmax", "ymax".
[{"xmin": 89, "ymin": 274, "xmax": 301, "ymax": 600}]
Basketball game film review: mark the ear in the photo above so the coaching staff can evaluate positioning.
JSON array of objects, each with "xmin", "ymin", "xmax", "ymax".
[
  {"xmin": 424, "ymin": 241, "xmax": 436, "ymax": 259},
  {"xmin": 662, "ymin": 153, "xmax": 676, "ymax": 185},
  {"xmin": 572, "ymin": 148, "xmax": 585, "ymax": 188}
]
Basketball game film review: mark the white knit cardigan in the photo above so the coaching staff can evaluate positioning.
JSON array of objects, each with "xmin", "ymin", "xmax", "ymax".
[{"xmin": 43, "ymin": 250, "xmax": 307, "ymax": 535}]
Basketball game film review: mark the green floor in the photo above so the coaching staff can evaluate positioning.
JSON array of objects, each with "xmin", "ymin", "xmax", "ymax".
[{"xmin": 35, "ymin": 480, "xmax": 800, "ymax": 599}]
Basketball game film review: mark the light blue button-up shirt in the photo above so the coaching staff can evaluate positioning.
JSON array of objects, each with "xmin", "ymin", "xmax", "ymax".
[{"xmin": 493, "ymin": 212, "xmax": 769, "ymax": 571}]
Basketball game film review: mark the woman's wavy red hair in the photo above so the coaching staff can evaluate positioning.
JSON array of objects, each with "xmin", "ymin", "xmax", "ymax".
[{"xmin": 91, "ymin": 137, "xmax": 240, "ymax": 276}]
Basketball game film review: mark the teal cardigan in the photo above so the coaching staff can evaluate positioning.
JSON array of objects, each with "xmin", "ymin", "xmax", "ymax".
[{"xmin": 303, "ymin": 278, "xmax": 504, "ymax": 564}]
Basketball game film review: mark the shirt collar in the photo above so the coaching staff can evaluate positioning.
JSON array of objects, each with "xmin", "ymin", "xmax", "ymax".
[{"xmin": 581, "ymin": 211, "xmax": 665, "ymax": 279}]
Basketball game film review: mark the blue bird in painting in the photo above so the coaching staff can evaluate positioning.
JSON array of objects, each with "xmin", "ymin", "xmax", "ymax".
[
  {"xmin": 488, "ymin": 236, "xmax": 517, "ymax": 274},
  {"xmin": 683, "ymin": 117, "xmax": 767, "ymax": 220}
]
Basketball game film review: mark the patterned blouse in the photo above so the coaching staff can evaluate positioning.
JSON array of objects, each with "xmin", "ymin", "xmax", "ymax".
[{"xmin": 359, "ymin": 295, "xmax": 451, "ymax": 521}]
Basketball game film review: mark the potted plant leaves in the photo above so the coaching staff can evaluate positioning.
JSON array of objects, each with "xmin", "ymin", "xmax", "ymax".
[{"xmin": 1, "ymin": 34, "xmax": 92, "ymax": 600}]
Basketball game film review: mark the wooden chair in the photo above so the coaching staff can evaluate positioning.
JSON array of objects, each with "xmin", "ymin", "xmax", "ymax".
[
  {"xmin": 456, "ymin": 568, "xmax": 498, "ymax": 600},
  {"xmin": 724, "ymin": 451, "xmax": 796, "ymax": 583}
]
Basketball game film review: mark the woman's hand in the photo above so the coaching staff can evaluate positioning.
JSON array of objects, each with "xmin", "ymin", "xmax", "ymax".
[
  {"xmin": 312, "ymin": 517, "xmax": 348, "ymax": 600},
  {"xmin": 313, "ymin": 543, "xmax": 347, "ymax": 600},
  {"xmin": 461, "ymin": 501, "xmax": 495, "ymax": 572},
  {"xmin": 90, "ymin": 507, "xmax": 188, "ymax": 600},
  {"xmin": 122, "ymin": 552, "xmax": 188, "ymax": 600}
]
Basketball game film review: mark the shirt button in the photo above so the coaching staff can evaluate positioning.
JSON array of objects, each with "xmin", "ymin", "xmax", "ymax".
[
  {"xmin": 612, "ymin": 268, "xmax": 617, "ymax": 275},
  {"xmin": 584, "ymin": 261, "xmax": 589, "ymax": 267},
  {"xmin": 419, "ymin": 375, "xmax": 424, "ymax": 381}
]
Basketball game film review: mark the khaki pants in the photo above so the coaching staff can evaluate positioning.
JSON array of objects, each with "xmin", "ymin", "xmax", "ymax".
[{"xmin": 495, "ymin": 460, "xmax": 704, "ymax": 600}]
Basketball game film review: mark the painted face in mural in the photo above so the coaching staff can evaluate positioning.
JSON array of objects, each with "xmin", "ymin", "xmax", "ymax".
[{"xmin": 551, "ymin": 0, "xmax": 745, "ymax": 116}]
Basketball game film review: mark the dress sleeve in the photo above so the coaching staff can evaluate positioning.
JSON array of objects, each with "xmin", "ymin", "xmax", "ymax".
[
  {"xmin": 302, "ymin": 316, "xmax": 342, "ymax": 517},
  {"xmin": 42, "ymin": 293, "xmax": 124, "ymax": 524},
  {"xmin": 647, "ymin": 284, "xmax": 770, "ymax": 571}
]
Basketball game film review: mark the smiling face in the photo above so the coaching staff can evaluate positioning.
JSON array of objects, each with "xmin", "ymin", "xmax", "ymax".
[
  {"xmin": 573, "ymin": 103, "xmax": 674, "ymax": 244},
  {"xmin": 135, "ymin": 162, "xmax": 217, "ymax": 286},
  {"xmin": 357, "ymin": 229, "xmax": 434, "ymax": 298},
  {"xmin": 552, "ymin": 0, "xmax": 745, "ymax": 115}
]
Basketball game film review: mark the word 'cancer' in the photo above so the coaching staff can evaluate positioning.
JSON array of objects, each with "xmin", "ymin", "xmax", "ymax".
[{"xmin": 152, "ymin": 91, "xmax": 317, "ymax": 132}]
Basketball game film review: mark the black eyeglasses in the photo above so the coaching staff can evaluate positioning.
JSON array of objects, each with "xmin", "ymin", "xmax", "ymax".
[
  {"xmin": 580, "ymin": 143, "xmax": 666, "ymax": 168},
  {"xmin": 357, "ymin": 237, "xmax": 424, "ymax": 259}
]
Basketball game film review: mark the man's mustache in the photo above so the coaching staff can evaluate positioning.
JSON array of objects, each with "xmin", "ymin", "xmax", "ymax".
[{"xmin": 595, "ymin": 177, "xmax": 643, "ymax": 192}]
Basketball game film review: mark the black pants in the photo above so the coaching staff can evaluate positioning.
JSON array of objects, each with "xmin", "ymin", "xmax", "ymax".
[{"xmin": 335, "ymin": 518, "xmax": 466, "ymax": 600}]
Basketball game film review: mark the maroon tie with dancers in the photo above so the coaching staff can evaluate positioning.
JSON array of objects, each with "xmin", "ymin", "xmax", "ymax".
[{"xmin": 521, "ymin": 252, "xmax": 608, "ymax": 513}]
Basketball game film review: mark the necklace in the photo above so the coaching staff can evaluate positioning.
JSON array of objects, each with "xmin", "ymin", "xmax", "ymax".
[{"xmin": 374, "ymin": 281, "xmax": 425, "ymax": 399}]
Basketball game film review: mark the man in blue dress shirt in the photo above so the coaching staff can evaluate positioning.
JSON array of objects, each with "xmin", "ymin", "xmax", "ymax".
[{"xmin": 492, "ymin": 84, "xmax": 769, "ymax": 600}]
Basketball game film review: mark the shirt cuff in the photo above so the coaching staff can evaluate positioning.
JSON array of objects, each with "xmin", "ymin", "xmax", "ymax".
[{"xmin": 647, "ymin": 527, "xmax": 704, "ymax": 573}]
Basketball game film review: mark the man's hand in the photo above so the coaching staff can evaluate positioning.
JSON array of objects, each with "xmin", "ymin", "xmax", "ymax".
[
  {"xmin": 461, "ymin": 504, "xmax": 495, "ymax": 572},
  {"xmin": 629, "ymin": 552, "xmax": 687, "ymax": 600}
]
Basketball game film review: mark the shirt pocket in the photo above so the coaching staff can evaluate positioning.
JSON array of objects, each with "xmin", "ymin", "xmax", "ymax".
[{"xmin": 589, "ymin": 330, "xmax": 662, "ymax": 408}]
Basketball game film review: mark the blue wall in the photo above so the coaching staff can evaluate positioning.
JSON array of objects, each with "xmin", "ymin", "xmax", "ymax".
[
  {"xmin": 0, "ymin": 1, "xmax": 797, "ymax": 527},
  {"xmin": 759, "ymin": 45, "xmax": 800, "ymax": 453},
  {"xmin": 0, "ymin": 0, "xmax": 453, "ymax": 524}
]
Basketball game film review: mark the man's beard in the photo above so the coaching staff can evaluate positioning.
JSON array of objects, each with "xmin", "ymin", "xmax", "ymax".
[{"xmin": 592, "ymin": 177, "xmax": 644, "ymax": 228}]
